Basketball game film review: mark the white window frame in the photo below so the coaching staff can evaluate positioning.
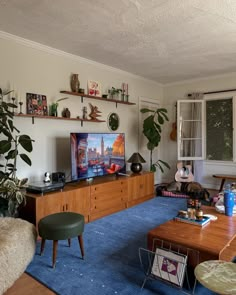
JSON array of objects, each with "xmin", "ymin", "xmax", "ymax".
[
  {"xmin": 177, "ymin": 99, "xmax": 204, "ymax": 160},
  {"xmin": 203, "ymin": 92, "xmax": 236, "ymax": 163}
]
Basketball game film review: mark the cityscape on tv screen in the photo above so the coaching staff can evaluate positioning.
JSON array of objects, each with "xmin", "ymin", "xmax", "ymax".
[{"xmin": 70, "ymin": 133, "xmax": 125, "ymax": 181}]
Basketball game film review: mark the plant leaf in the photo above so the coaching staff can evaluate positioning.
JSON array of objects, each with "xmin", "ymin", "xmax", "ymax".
[
  {"xmin": 0, "ymin": 140, "xmax": 11, "ymax": 153},
  {"xmin": 18, "ymin": 135, "xmax": 33, "ymax": 152},
  {"xmin": 158, "ymin": 159, "xmax": 170, "ymax": 169},
  {"xmin": 6, "ymin": 149, "xmax": 17, "ymax": 160},
  {"xmin": 19, "ymin": 153, "xmax": 32, "ymax": 166},
  {"xmin": 140, "ymin": 108, "xmax": 155, "ymax": 114},
  {"xmin": 157, "ymin": 114, "xmax": 164, "ymax": 124}
]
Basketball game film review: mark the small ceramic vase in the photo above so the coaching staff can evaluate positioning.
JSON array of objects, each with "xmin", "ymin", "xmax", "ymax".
[
  {"xmin": 71, "ymin": 74, "xmax": 80, "ymax": 93},
  {"xmin": 62, "ymin": 108, "xmax": 71, "ymax": 118}
]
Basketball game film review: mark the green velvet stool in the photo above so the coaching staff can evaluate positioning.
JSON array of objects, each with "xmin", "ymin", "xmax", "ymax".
[{"xmin": 38, "ymin": 212, "xmax": 85, "ymax": 268}]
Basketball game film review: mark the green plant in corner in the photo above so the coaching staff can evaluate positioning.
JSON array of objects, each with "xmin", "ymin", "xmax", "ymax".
[
  {"xmin": 0, "ymin": 88, "xmax": 34, "ymax": 216},
  {"xmin": 140, "ymin": 107, "xmax": 170, "ymax": 173}
]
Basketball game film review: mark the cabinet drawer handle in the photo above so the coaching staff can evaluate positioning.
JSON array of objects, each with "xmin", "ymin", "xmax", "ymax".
[{"xmin": 66, "ymin": 204, "xmax": 68, "ymax": 211}]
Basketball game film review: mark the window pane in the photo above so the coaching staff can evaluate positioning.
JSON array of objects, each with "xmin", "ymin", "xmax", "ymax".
[{"xmin": 206, "ymin": 98, "xmax": 233, "ymax": 161}]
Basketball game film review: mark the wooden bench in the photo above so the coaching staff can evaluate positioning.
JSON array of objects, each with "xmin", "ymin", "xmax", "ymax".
[{"xmin": 213, "ymin": 174, "xmax": 236, "ymax": 192}]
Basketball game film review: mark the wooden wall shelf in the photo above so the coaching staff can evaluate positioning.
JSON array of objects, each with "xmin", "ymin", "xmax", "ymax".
[
  {"xmin": 15, "ymin": 113, "xmax": 105, "ymax": 126},
  {"xmin": 60, "ymin": 90, "xmax": 136, "ymax": 107}
]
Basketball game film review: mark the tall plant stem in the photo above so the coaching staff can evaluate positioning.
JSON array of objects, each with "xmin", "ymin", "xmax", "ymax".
[
  {"xmin": 150, "ymin": 149, "xmax": 153, "ymax": 170},
  {"xmin": 12, "ymin": 137, "xmax": 17, "ymax": 179}
]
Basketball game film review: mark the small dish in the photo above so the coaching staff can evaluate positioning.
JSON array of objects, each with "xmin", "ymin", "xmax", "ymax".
[{"xmin": 203, "ymin": 214, "xmax": 218, "ymax": 221}]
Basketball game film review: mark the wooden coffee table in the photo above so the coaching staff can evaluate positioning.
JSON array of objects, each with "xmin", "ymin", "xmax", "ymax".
[{"xmin": 147, "ymin": 206, "xmax": 236, "ymax": 266}]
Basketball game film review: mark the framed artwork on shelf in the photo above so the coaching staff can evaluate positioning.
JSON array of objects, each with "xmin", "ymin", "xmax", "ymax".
[
  {"xmin": 151, "ymin": 248, "xmax": 187, "ymax": 287},
  {"xmin": 26, "ymin": 93, "xmax": 48, "ymax": 116},
  {"xmin": 88, "ymin": 80, "xmax": 101, "ymax": 97}
]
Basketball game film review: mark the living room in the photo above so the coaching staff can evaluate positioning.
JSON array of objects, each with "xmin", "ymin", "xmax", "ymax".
[{"xmin": 1, "ymin": 1, "xmax": 236, "ymax": 294}]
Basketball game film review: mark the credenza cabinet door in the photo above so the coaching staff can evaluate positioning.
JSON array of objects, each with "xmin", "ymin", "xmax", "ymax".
[
  {"xmin": 127, "ymin": 172, "xmax": 154, "ymax": 207},
  {"xmin": 65, "ymin": 187, "xmax": 90, "ymax": 220}
]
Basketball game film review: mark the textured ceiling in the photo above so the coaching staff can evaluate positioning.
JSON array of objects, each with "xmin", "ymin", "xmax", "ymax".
[{"xmin": 1, "ymin": 0, "xmax": 236, "ymax": 84}]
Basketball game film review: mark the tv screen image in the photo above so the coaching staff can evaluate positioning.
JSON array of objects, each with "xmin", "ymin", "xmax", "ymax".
[{"xmin": 70, "ymin": 133, "xmax": 126, "ymax": 181}]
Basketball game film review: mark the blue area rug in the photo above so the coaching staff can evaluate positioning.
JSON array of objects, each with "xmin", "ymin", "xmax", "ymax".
[{"xmin": 26, "ymin": 197, "xmax": 216, "ymax": 295}]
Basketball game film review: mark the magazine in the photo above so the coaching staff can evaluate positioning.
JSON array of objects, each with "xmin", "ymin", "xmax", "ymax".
[
  {"xmin": 174, "ymin": 215, "xmax": 210, "ymax": 227},
  {"xmin": 151, "ymin": 248, "xmax": 187, "ymax": 287}
]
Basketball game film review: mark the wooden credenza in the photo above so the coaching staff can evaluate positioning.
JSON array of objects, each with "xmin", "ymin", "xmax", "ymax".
[{"xmin": 20, "ymin": 171, "xmax": 154, "ymax": 230}]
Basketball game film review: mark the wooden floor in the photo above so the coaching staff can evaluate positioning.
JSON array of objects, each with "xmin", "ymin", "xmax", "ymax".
[{"xmin": 4, "ymin": 273, "xmax": 56, "ymax": 295}]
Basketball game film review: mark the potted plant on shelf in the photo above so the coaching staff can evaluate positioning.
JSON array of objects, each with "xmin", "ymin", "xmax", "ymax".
[
  {"xmin": 49, "ymin": 97, "xmax": 69, "ymax": 116},
  {"xmin": 0, "ymin": 88, "xmax": 34, "ymax": 216},
  {"xmin": 108, "ymin": 87, "xmax": 122, "ymax": 100},
  {"xmin": 140, "ymin": 107, "xmax": 170, "ymax": 173}
]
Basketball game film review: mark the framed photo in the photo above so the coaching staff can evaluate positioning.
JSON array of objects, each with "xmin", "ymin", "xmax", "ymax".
[
  {"xmin": 88, "ymin": 80, "xmax": 101, "ymax": 97},
  {"xmin": 151, "ymin": 248, "xmax": 187, "ymax": 287},
  {"xmin": 26, "ymin": 93, "xmax": 48, "ymax": 116}
]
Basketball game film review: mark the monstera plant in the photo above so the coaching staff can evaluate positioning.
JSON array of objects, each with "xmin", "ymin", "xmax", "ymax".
[
  {"xmin": 0, "ymin": 88, "xmax": 34, "ymax": 216},
  {"xmin": 140, "ymin": 107, "xmax": 170, "ymax": 173}
]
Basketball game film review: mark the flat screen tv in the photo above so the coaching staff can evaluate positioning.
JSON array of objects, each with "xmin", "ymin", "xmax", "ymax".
[{"xmin": 70, "ymin": 133, "xmax": 126, "ymax": 181}]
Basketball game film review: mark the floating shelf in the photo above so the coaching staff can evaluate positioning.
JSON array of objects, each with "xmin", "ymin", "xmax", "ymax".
[
  {"xmin": 60, "ymin": 90, "xmax": 136, "ymax": 107},
  {"xmin": 15, "ymin": 113, "xmax": 105, "ymax": 126}
]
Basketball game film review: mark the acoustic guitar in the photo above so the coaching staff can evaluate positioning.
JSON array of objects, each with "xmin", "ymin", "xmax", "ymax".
[
  {"xmin": 170, "ymin": 103, "xmax": 177, "ymax": 141},
  {"xmin": 175, "ymin": 161, "xmax": 194, "ymax": 183}
]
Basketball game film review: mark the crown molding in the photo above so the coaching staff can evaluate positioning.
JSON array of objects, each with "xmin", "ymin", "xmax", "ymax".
[
  {"xmin": 0, "ymin": 30, "xmax": 162, "ymax": 86},
  {"xmin": 163, "ymin": 71, "xmax": 236, "ymax": 87}
]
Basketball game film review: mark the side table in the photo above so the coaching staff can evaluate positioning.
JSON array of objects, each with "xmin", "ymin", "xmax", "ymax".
[{"xmin": 194, "ymin": 260, "xmax": 236, "ymax": 294}]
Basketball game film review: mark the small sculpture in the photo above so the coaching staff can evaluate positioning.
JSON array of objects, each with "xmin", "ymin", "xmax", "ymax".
[
  {"xmin": 44, "ymin": 172, "xmax": 51, "ymax": 183},
  {"xmin": 88, "ymin": 103, "xmax": 102, "ymax": 120},
  {"xmin": 82, "ymin": 106, "xmax": 87, "ymax": 119},
  {"xmin": 62, "ymin": 108, "xmax": 71, "ymax": 118}
]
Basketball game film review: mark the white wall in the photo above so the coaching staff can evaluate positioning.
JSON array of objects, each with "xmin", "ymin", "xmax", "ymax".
[
  {"xmin": 162, "ymin": 73, "xmax": 236, "ymax": 189},
  {"xmin": 0, "ymin": 32, "xmax": 164, "ymax": 183}
]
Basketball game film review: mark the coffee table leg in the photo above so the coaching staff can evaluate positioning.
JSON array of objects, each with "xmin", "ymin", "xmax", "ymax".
[{"xmin": 219, "ymin": 179, "xmax": 225, "ymax": 192}]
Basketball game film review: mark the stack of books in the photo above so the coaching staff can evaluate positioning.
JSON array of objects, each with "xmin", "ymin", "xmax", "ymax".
[{"xmin": 174, "ymin": 215, "xmax": 210, "ymax": 227}]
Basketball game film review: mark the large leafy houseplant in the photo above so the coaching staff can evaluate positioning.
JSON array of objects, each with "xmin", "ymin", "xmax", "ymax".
[
  {"xmin": 0, "ymin": 88, "xmax": 34, "ymax": 216},
  {"xmin": 140, "ymin": 107, "xmax": 170, "ymax": 172}
]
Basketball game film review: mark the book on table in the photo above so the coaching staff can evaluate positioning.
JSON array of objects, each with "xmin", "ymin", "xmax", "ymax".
[{"xmin": 174, "ymin": 215, "xmax": 210, "ymax": 227}]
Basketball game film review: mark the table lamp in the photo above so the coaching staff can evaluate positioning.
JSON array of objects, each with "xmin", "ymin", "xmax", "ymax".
[{"xmin": 127, "ymin": 152, "xmax": 146, "ymax": 173}]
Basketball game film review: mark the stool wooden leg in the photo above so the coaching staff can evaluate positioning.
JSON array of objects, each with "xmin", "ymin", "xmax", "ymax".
[
  {"xmin": 40, "ymin": 238, "xmax": 46, "ymax": 255},
  {"xmin": 52, "ymin": 240, "xmax": 58, "ymax": 268},
  {"xmin": 68, "ymin": 238, "xmax": 71, "ymax": 247},
  {"xmin": 78, "ymin": 235, "xmax": 84, "ymax": 259}
]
